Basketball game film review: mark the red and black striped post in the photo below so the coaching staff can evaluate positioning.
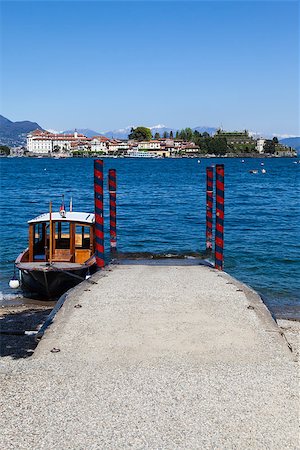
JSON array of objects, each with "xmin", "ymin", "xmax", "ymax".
[
  {"xmin": 215, "ymin": 164, "xmax": 225, "ymax": 270},
  {"xmin": 108, "ymin": 169, "xmax": 117, "ymax": 252},
  {"xmin": 94, "ymin": 159, "xmax": 105, "ymax": 268},
  {"xmin": 206, "ymin": 166, "xmax": 214, "ymax": 252}
]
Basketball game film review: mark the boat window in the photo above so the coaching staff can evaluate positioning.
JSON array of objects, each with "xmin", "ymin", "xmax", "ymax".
[
  {"xmin": 33, "ymin": 223, "xmax": 46, "ymax": 260},
  {"xmin": 34, "ymin": 223, "xmax": 43, "ymax": 244},
  {"xmin": 55, "ymin": 221, "xmax": 70, "ymax": 249},
  {"xmin": 75, "ymin": 225, "xmax": 90, "ymax": 249}
]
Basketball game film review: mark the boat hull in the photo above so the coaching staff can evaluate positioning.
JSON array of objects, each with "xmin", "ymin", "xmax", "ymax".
[{"xmin": 18, "ymin": 263, "xmax": 97, "ymax": 300}]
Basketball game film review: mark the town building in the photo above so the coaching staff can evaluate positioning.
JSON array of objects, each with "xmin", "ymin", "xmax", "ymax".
[
  {"xmin": 9, "ymin": 146, "xmax": 26, "ymax": 157},
  {"xmin": 180, "ymin": 142, "xmax": 200, "ymax": 155},
  {"xmin": 138, "ymin": 140, "xmax": 161, "ymax": 150},
  {"xmin": 256, "ymin": 138, "xmax": 266, "ymax": 154},
  {"xmin": 214, "ymin": 129, "xmax": 254, "ymax": 145},
  {"xmin": 108, "ymin": 139, "xmax": 128, "ymax": 155},
  {"xmin": 27, "ymin": 130, "xmax": 91, "ymax": 155},
  {"xmin": 91, "ymin": 136, "xmax": 110, "ymax": 154}
]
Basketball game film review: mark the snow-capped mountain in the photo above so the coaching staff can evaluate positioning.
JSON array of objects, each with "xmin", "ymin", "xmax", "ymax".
[{"xmin": 102, "ymin": 125, "xmax": 217, "ymax": 139}]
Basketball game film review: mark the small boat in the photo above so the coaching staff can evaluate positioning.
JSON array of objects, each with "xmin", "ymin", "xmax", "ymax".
[
  {"xmin": 249, "ymin": 170, "xmax": 258, "ymax": 174},
  {"xmin": 15, "ymin": 206, "xmax": 97, "ymax": 299}
]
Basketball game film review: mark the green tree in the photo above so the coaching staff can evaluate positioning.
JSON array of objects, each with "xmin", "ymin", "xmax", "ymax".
[
  {"xmin": 163, "ymin": 131, "xmax": 169, "ymax": 139},
  {"xmin": 207, "ymin": 137, "xmax": 227, "ymax": 155},
  {"xmin": 170, "ymin": 130, "xmax": 173, "ymax": 139},
  {"xmin": 185, "ymin": 128, "xmax": 193, "ymax": 142},
  {"xmin": 175, "ymin": 130, "xmax": 179, "ymax": 139},
  {"xmin": 263, "ymin": 140, "xmax": 275, "ymax": 154},
  {"xmin": 179, "ymin": 128, "xmax": 193, "ymax": 142},
  {"xmin": 179, "ymin": 129, "xmax": 187, "ymax": 141},
  {"xmin": 53, "ymin": 145, "xmax": 60, "ymax": 153},
  {"xmin": 0, "ymin": 145, "xmax": 10, "ymax": 155},
  {"xmin": 128, "ymin": 127, "xmax": 152, "ymax": 141},
  {"xmin": 272, "ymin": 136, "xmax": 279, "ymax": 144},
  {"xmin": 192, "ymin": 130, "xmax": 201, "ymax": 146},
  {"xmin": 154, "ymin": 132, "xmax": 160, "ymax": 139}
]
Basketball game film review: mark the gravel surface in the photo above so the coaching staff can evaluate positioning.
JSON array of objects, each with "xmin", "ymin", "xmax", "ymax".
[{"xmin": 1, "ymin": 263, "xmax": 299, "ymax": 449}]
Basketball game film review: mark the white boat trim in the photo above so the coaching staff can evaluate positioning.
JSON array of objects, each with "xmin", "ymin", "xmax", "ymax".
[{"xmin": 28, "ymin": 211, "xmax": 95, "ymax": 224}]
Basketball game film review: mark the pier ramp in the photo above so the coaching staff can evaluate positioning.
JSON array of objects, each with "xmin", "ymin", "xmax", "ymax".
[{"xmin": 1, "ymin": 261, "xmax": 298, "ymax": 449}]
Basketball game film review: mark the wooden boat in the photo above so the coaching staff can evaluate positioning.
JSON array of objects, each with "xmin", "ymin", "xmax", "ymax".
[{"xmin": 15, "ymin": 209, "xmax": 97, "ymax": 299}]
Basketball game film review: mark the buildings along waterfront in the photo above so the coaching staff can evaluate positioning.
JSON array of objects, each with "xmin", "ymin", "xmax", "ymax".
[{"xmin": 23, "ymin": 129, "xmax": 297, "ymax": 158}]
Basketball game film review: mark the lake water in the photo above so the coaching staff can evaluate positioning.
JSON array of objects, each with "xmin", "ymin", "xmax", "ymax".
[{"xmin": 0, "ymin": 157, "xmax": 299, "ymax": 319}]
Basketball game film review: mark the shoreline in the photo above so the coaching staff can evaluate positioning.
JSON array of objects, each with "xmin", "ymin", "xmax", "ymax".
[
  {"xmin": 0, "ymin": 304, "xmax": 53, "ymax": 358},
  {"xmin": 1, "ymin": 154, "xmax": 298, "ymax": 159}
]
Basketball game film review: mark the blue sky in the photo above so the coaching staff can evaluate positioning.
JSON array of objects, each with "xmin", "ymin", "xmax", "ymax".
[{"xmin": 1, "ymin": 1, "xmax": 299, "ymax": 136}]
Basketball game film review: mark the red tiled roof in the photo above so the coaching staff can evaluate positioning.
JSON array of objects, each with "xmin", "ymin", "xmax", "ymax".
[
  {"xmin": 29, "ymin": 130, "xmax": 88, "ymax": 139},
  {"xmin": 92, "ymin": 136, "xmax": 110, "ymax": 142}
]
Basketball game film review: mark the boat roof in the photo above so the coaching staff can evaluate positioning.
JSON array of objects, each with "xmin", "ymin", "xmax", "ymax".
[{"xmin": 28, "ymin": 211, "xmax": 95, "ymax": 225}]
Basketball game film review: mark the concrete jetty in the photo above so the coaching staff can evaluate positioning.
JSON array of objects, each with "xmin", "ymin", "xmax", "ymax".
[{"xmin": 1, "ymin": 261, "xmax": 299, "ymax": 449}]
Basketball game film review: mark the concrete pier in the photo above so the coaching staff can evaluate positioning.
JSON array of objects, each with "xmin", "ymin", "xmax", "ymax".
[{"xmin": 1, "ymin": 261, "xmax": 299, "ymax": 449}]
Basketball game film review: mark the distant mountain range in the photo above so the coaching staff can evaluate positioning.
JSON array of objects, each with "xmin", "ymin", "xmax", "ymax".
[
  {"xmin": 96, "ymin": 124, "xmax": 218, "ymax": 140},
  {"xmin": 62, "ymin": 125, "xmax": 218, "ymax": 140},
  {"xmin": 279, "ymin": 137, "xmax": 300, "ymax": 153},
  {"xmin": 62, "ymin": 128, "xmax": 101, "ymax": 138},
  {"xmin": 1, "ymin": 115, "xmax": 299, "ymax": 152},
  {"xmin": 0, "ymin": 115, "xmax": 43, "ymax": 146}
]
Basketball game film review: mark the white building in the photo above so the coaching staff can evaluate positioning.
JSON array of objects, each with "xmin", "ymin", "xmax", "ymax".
[
  {"xmin": 256, "ymin": 138, "xmax": 266, "ymax": 154},
  {"xmin": 27, "ymin": 130, "xmax": 90, "ymax": 155},
  {"xmin": 138, "ymin": 140, "xmax": 161, "ymax": 150},
  {"xmin": 91, "ymin": 136, "xmax": 110, "ymax": 154},
  {"xmin": 113, "ymin": 140, "xmax": 129, "ymax": 153},
  {"xmin": 107, "ymin": 140, "xmax": 129, "ymax": 154}
]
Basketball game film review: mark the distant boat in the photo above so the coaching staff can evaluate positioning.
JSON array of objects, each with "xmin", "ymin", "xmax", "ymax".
[
  {"xmin": 261, "ymin": 169, "xmax": 267, "ymax": 174},
  {"xmin": 15, "ymin": 209, "xmax": 97, "ymax": 299},
  {"xmin": 249, "ymin": 170, "xmax": 258, "ymax": 174}
]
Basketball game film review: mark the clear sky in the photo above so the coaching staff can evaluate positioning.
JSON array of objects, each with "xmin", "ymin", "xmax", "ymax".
[{"xmin": 0, "ymin": 1, "xmax": 299, "ymax": 136}]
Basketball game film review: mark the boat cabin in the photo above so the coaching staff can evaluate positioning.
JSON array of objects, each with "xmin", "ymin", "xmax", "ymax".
[{"xmin": 25, "ymin": 212, "xmax": 95, "ymax": 264}]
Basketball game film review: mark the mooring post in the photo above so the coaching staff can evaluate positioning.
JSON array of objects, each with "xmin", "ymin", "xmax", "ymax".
[
  {"xmin": 215, "ymin": 164, "xmax": 224, "ymax": 270},
  {"xmin": 94, "ymin": 159, "xmax": 105, "ymax": 268},
  {"xmin": 206, "ymin": 166, "xmax": 214, "ymax": 253},
  {"xmin": 108, "ymin": 169, "xmax": 117, "ymax": 252}
]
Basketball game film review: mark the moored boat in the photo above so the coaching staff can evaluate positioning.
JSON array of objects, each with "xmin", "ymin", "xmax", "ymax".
[{"xmin": 15, "ymin": 208, "xmax": 97, "ymax": 299}]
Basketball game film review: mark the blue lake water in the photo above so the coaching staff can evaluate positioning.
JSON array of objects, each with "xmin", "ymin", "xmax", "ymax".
[{"xmin": 0, "ymin": 157, "xmax": 299, "ymax": 319}]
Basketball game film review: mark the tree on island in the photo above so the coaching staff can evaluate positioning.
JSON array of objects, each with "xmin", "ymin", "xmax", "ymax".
[
  {"xmin": 154, "ymin": 132, "xmax": 160, "ymax": 139},
  {"xmin": 263, "ymin": 140, "xmax": 276, "ymax": 154},
  {"xmin": 0, "ymin": 145, "xmax": 10, "ymax": 155},
  {"xmin": 272, "ymin": 137, "xmax": 279, "ymax": 144},
  {"xmin": 128, "ymin": 127, "xmax": 152, "ymax": 141},
  {"xmin": 207, "ymin": 137, "xmax": 227, "ymax": 155},
  {"xmin": 163, "ymin": 131, "xmax": 169, "ymax": 139},
  {"xmin": 170, "ymin": 130, "xmax": 173, "ymax": 139},
  {"xmin": 179, "ymin": 128, "xmax": 193, "ymax": 142},
  {"xmin": 53, "ymin": 145, "xmax": 61, "ymax": 153}
]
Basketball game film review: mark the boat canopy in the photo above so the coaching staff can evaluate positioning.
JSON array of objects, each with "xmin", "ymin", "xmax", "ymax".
[{"xmin": 28, "ymin": 211, "xmax": 95, "ymax": 225}]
